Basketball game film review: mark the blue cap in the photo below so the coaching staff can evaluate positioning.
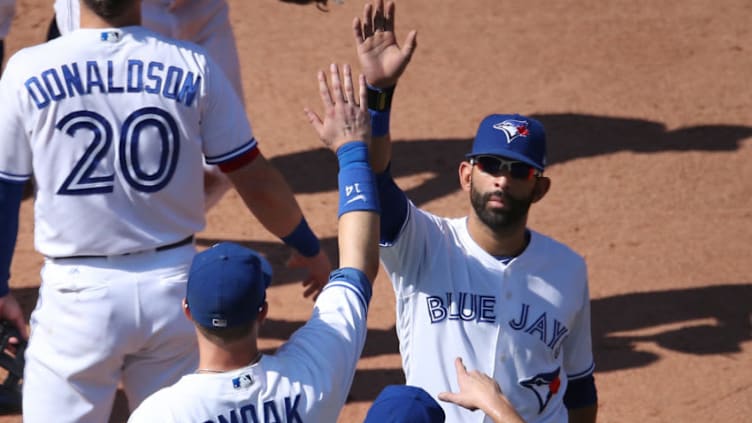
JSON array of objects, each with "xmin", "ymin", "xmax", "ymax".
[
  {"xmin": 467, "ymin": 114, "xmax": 547, "ymax": 171},
  {"xmin": 364, "ymin": 385, "xmax": 445, "ymax": 423},
  {"xmin": 186, "ymin": 242, "xmax": 273, "ymax": 329}
]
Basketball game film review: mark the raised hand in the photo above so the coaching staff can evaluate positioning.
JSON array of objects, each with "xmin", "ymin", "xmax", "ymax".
[
  {"xmin": 305, "ymin": 63, "xmax": 371, "ymax": 152},
  {"xmin": 352, "ymin": 0, "xmax": 417, "ymax": 88},
  {"xmin": 287, "ymin": 250, "xmax": 333, "ymax": 299},
  {"xmin": 438, "ymin": 357, "xmax": 525, "ymax": 423}
]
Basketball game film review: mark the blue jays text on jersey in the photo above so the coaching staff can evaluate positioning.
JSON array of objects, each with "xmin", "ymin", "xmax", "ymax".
[
  {"xmin": 24, "ymin": 59, "xmax": 201, "ymax": 110},
  {"xmin": 426, "ymin": 291, "xmax": 496, "ymax": 323},
  {"xmin": 509, "ymin": 303, "xmax": 569, "ymax": 354},
  {"xmin": 201, "ymin": 394, "xmax": 303, "ymax": 423},
  {"xmin": 426, "ymin": 293, "xmax": 569, "ymax": 353}
]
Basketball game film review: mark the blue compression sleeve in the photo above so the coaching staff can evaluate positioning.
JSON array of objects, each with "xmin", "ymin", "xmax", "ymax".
[
  {"xmin": 369, "ymin": 109, "xmax": 391, "ymax": 137},
  {"xmin": 0, "ymin": 180, "xmax": 25, "ymax": 297},
  {"xmin": 376, "ymin": 163, "xmax": 408, "ymax": 246},
  {"xmin": 564, "ymin": 374, "xmax": 598, "ymax": 409}
]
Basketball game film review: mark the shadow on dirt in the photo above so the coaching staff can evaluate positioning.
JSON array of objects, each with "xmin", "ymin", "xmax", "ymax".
[
  {"xmin": 269, "ymin": 113, "xmax": 752, "ymax": 206},
  {"xmin": 590, "ymin": 283, "xmax": 752, "ymax": 372}
]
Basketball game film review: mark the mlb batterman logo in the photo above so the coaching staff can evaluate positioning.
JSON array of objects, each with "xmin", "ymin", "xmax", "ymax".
[{"xmin": 492, "ymin": 119, "xmax": 530, "ymax": 144}]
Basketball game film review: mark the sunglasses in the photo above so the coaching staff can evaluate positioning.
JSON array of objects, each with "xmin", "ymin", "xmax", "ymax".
[{"xmin": 469, "ymin": 156, "xmax": 542, "ymax": 180}]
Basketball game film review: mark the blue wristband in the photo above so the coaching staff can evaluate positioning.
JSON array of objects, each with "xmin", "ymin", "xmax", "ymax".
[
  {"xmin": 281, "ymin": 217, "xmax": 320, "ymax": 258},
  {"xmin": 337, "ymin": 142, "xmax": 380, "ymax": 217},
  {"xmin": 336, "ymin": 141, "xmax": 369, "ymax": 168}
]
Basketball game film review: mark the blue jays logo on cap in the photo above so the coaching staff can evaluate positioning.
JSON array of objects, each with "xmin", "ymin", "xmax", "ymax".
[
  {"xmin": 467, "ymin": 114, "xmax": 547, "ymax": 171},
  {"xmin": 492, "ymin": 119, "xmax": 531, "ymax": 144},
  {"xmin": 520, "ymin": 367, "xmax": 561, "ymax": 414}
]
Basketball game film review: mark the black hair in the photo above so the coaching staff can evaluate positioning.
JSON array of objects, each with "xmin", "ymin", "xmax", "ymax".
[
  {"xmin": 81, "ymin": 0, "xmax": 134, "ymax": 18},
  {"xmin": 196, "ymin": 323, "xmax": 255, "ymax": 344}
]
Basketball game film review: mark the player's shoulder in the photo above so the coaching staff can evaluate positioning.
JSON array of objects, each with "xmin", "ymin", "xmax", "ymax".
[
  {"xmin": 129, "ymin": 386, "xmax": 178, "ymax": 422},
  {"xmin": 529, "ymin": 229, "xmax": 586, "ymax": 264},
  {"xmin": 3, "ymin": 38, "xmax": 56, "ymax": 70},
  {"xmin": 412, "ymin": 203, "xmax": 462, "ymax": 234},
  {"xmin": 128, "ymin": 26, "xmax": 212, "ymax": 60}
]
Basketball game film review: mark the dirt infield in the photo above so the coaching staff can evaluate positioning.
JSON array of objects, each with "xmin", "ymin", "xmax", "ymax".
[{"xmin": 3, "ymin": 0, "xmax": 750, "ymax": 422}]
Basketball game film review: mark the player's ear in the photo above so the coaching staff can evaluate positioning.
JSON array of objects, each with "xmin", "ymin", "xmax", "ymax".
[
  {"xmin": 531, "ymin": 176, "xmax": 550, "ymax": 203},
  {"xmin": 256, "ymin": 302, "xmax": 269, "ymax": 325},
  {"xmin": 182, "ymin": 298, "xmax": 192, "ymax": 320},
  {"xmin": 459, "ymin": 160, "xmax": 473, "ymax": 192}
]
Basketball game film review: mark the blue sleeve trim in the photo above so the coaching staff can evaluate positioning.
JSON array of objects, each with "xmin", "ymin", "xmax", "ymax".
[
  {"xmin": 376, "ymin": 163, "xmax": 408, "ymax": 246},
  {"xmin": 324, "ymin": 267, "xmax": 373, "ymax": 311},
  {"xmin": 205, "ymin": 137, "xmax": 258, "ymax": 164},
  {"xmin": 0, "ymin": 171, "xmax": 32, "ymax": 184},
  {"xmin": 564, "ymin": 373, "xmax": 598, "ymax": 409},
  {"xmin": 0, "ymin": 180, "xmax": 24, "ymax": 297}
]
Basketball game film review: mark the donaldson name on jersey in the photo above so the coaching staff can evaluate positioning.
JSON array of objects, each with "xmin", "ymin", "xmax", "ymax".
[{"xmin": 24, "ymin": 59, "xmax": 201, "ymax": 110}]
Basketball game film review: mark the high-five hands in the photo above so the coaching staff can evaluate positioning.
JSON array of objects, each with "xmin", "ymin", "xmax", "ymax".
[
  {"xmin": 353, "ymin": 0, "xmax": 417, "ymax": 88},
  {"xmin": 305, "ymin": 63, "xmax": 371, "ymax": 152}
]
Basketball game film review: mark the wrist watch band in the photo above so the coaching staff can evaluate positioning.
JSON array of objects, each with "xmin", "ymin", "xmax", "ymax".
[{"xmin": 367, "ymin": 84, "xmax": 396, "ymax": 111}]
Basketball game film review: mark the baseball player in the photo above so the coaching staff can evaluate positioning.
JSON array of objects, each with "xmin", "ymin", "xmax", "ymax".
[
  {"xmin": 352, "ymin": 1, "xmax": 599, "ymax": 422},
  {"xmin": 0, "ymin": 0, "xmax": 13, "ymax": 73},
  {"xmin": 129, "ymin": 63, "xmax": 379, "ymax": 422},
  {"xmin": 52, "ymin": 0, "xmax": 245, "ymax": 210},
  {"xmin": 0, "ymin": 0, "xmax": 332, "ymax": 421}
]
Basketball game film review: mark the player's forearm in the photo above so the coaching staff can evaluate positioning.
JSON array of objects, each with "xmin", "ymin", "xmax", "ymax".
[
  {"xmin": 370, "ymin": 134, "xmax": 391, "ymax": 174},
  {"xmin": 338, "ymin": 211, "xmax": 380, "ymax": 281},
  {"xmin": 228, "ymin": 156, "xmax": 306, "ymax": 240},
  {"xmin": 366, "ymin": 81, "xmax": 394, "ymax": 174},
  {"xmin": 484, "ymin": 400, "xmax": 525, "ymax": 423}
]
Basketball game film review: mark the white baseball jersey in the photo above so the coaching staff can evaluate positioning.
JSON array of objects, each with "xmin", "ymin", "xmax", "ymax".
[
  {"xmin": 0, "ymin": 0, "xmax": 14, "ymax": 39},
  {"xmin": 128, "ymin": 272, "xmax": 372, "ymax": 423},
  {"xmin": 380, "ymin": 202, "xmax": 595, "ymax": 423},
  {"xmin": 0, "ymin": 26, "xmax": 253, "ymax": 257}
]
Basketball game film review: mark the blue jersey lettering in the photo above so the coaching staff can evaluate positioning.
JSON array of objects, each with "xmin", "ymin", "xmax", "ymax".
[
  {"xmin": 23, "ymin": 60, "xmax": 202, "ymax": 109},
  {"xmin": 209, "ymin": 395, "xmax": 303, "ymax": 423},
  {"xmin": 426, "ymin": 292, "xmax": 496, "ymax": 324},
  {"xmin": 509, "ymin": 303, "xmax": 569, "ymax": 352}
]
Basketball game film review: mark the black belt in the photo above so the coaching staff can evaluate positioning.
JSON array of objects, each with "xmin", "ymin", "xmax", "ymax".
[{"xmin": 52, "ymin": 235, "xmax": 195, "ymax": 260}]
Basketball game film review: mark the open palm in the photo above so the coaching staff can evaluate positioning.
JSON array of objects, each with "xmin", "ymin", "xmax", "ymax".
[{"xmin": 353, "ymin": 0, "xmax": 417, "ymax": 88}]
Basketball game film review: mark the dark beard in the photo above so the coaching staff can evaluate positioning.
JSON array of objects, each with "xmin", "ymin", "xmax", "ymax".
[{"xmin": 470, "ymin": 183, "xmax": 532, "ymax": 232}]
